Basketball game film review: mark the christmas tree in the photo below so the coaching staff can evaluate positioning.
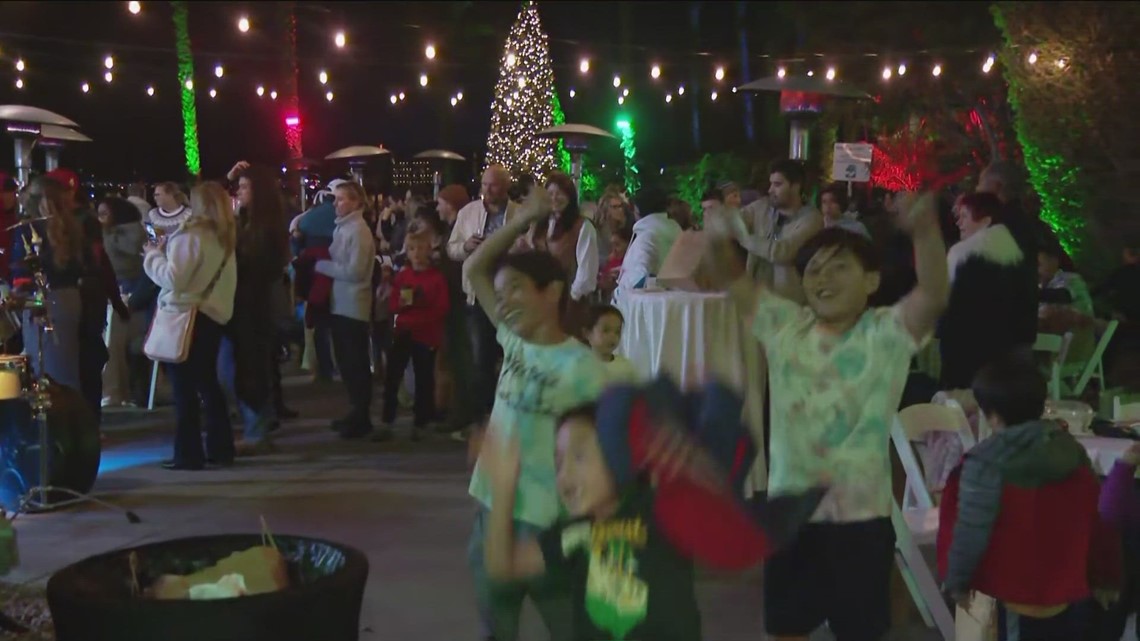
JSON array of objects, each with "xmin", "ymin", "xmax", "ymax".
[{"xmin": 485, "ymin": 2, "xmax": 556, "ymax": 178}]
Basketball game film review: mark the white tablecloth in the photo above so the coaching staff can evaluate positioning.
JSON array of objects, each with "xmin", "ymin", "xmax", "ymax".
[
  {"xmin": 1077, "ymin": 435, "xmax": 1131, "ymax": 475},
  {"xmin": 617, "ymin": 290, "xmax": 767, "ymax": 491}
]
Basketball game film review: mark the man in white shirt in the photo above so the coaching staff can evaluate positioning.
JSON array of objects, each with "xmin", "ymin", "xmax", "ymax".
[
  {"xmin": 446, "ymin": 165, "xmax": 517, "ymax": 424},
  {"xmin": 612, "ymin": 187, "xmax": 682, "ymax": 305}
]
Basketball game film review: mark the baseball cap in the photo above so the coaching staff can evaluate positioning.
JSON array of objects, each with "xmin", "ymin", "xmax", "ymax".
[{"xmin": 45, "ymin": 168, "xmax": 79, "ymax": 191}]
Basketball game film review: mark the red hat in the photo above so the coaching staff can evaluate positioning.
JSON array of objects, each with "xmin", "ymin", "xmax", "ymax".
[{"xmin": 45, "ymin": 168, "xmax": 79, "ymax": 191}]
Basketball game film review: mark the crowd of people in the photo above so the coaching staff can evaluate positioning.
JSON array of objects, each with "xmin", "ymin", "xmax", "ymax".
[{"xmin": 2, "ymin": 151, "xmax": 1139, "ymax": 640}]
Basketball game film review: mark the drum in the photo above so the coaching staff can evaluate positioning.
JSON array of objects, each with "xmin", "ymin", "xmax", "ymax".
[
  {"xmin": 0, "ymin": 383, "xmax": 101, "ymax": 512},
  {"xmin": 0, "ymin": 356, "xmax": 26, "ymax": 401}
]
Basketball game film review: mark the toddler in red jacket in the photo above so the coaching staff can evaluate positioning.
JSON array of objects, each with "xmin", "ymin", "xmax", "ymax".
[{"xmin": 380, "ymin": 222, "xmax": 450, "ymax": 441}]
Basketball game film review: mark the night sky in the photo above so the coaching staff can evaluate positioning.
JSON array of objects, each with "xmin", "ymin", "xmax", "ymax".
[{"xmin": 0, "ymin": 1, "xmax": 997, "ymax": 184}]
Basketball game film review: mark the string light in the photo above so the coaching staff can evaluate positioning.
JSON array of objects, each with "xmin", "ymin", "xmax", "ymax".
[
  {"xmin": 665, "ymin": 93, "xmax": 672, "ymax": 103},
  {"xmin": 127, "ymin": 1, "xmax": 141, "ymax": 14},
  {"xmin": 398, "ymin": 91, "xmax": 405, "ymax": 100},
  {"xmin": 612, "ymin": 75, "xmax": 621, "ymax": 88},
  {"xmin": 622, "ymin": 87, "xmax": 629, "ymax": 97},
  {"xmin": 270, "ymin": 89, "xmax": 278, "ymax": 100},
  {"xmin": 456, "ymin": 91, "xmax": 463, "ymax": 101},
  {"xmin": 1055, "ymin": 58, "xmax": 1067, "ymax": 69},
  {"xmin": 214, "ymin": 64, "xmax": 224, "ymax": 78},
  {"xmin": 184, "ymin": 78, "xmax": 193, "ymax": 90},
  {"xmin": 714, "ymin": 66, "xmax": 725, "ymax": 81},
  {"xmin": 617, "ymin": 96, "xmax": 624, "ymax": 105},
  {"xmin": 104, "ymin": 55, "xmax": 115, "ymax": 70},
  {"xmin": 14, "ymin": 78, "xmax": 22, "ymax": 90},
  {"xmin": 319, "ymin": 70, "xmax": 328, "ymax": 85},
  {"xmin": 425, "ymin": 44, "xmax": 436, "ymax": 60},
  {"xmin": 104, "ymin": 71, "xmax": 113, "ymax": 83},
  {"xmin": 146, "ymin": 85, "xmax": 154, "ymax": 96},
  {"xmin": 897, "ymin": 63, "xmax": 907, "ymax": 76},
  {"xmin": 777, "ymin": 67, "xmax": 786, "ymax": 78},
  {"xmin": 256, "ymin": 85, "xmax": 265, "ymax": 96},
  {"xmin": 982, "ymin": 54, "xmax": 995, "ymax": 73},
  {"xmin": 568, "ymin": 88, "xmax": 575, "ymax": 98},
  {"xmin": 1028, "ymin": 52, "xmax": 1038, "ymax": 65},
  {"xmin": 677, "ymin": 85, "xmax": 685, "ymax": 95},
  {"xmin": 506, "ymin": 53, "xmax": 516, "ymax": 68},
  {"xmin": 390, "ymin": 94, "xmax": 398, "ymax": 104},
  {"xmin": 650, "ymin": 64, "xmax": 660, "ymax": 79},
  {"xmin": 420, "ymin": 73, "xmax": 429, "ymax": 87},
  {"xmin": 517, "ymin": 76, "xmax": 526, "ymax": 88},
  {"xmin": 81, "ymin": 82, "xmax": 90, "ymax": 93},
  {"xmin": 579, "ymin": 58, "xmax": 590, "ymax": 73},
  {"xmin": 731, "ymin": 86, "xmax": 737, "ymax": 93},
  {"xmin": 450, "ymin": 97, "xmax": 458, "ymax": 106},
  {"xmin": 237, "ymin": 16, "xmax": 250, "ymax": 33},
  {"xmin": 15, "ymin": 59, "xmax": 24, "ymax": 72},
  {"xmin": 826, "ymin": 67, "xmax": 836, "ymax": 81},
  {"xmin": 710, "ymin": 90, "xmax": 718, "ymax": 101},
  {"xmin": 326, "ymin": 90, "xmax": 334, "ymax": 102},
  {"xmin": 807, "ymin": 70, "xmax": 814, "ymax": 77},
  {"xmin": 209, "ymin": 88, "xmax": 216, "ymax": 98},
  {"xmin": 932, "ymin": 63, "xmax": 943, "ymax": 77},
  {"xmin": 881, "ymin": 66, "xmax": 892, "ymax": 80},
  {"xmin": 334, "ymin": 31, "xmax": 346, "ymax": 48}
]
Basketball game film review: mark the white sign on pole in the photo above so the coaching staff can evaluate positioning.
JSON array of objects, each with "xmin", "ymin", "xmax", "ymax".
[{"xmin": 831, "ymin": 142, "xmax": 874, "ymax": 183}]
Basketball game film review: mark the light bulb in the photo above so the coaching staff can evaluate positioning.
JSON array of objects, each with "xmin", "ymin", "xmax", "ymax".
[
  {"xmin": 826, "ymin": 67, "xmax": 836, "ymax": 81},
  {"xmin": 777, "ymin": 67, "xmax": 786, "ymax": 79},
  {"xmin": 650, "ymin": 64, "xmax": 660, "ymax": 79},
  {"xmin": 505, "ymin": 53, "xmax": 516, "ymax": 68},
  {"xmin": 622, "ymin": 88, "xmax": 629, "ymax": 97},
  {"xmin": 1056, "ymin": 58, "xmax": 1067, "ymax": 69},
  {"xmin": 617, "ymin": 96, "xmax": 624, "ymax": 105},
  {"xmin": 399, "ymin": 91, "xmax": 405, "ymax": 100},
  {"xmin": 665, "ymin": 93, "xmax": 672, "ymax": 103},
  {"xmin": 732, "ymin": 86, "xmax": 737, "ymax": 93},
  {"xmin": 127, "ymin": 1, "xmax": 141, "ymax": 14},
  {"xmin": 326, "ymin": 90, "xmax": 334, "ymax": 102},
  {"xmin": 81, "ymin": 82, "xmax": 90, "ymax": 93},
  {"xmin": 612, "ymin": 75, "xmax": 621, "ymax": 88},
  {"xmin": 807, "ymin": 70, "xmax": 814, "ymax": 77},
  {"xmin": 579, "ymin": 58, "xmax": 590, "ymax": 73},
  {"xmin": 390, "ymin": 94, "xmax": 397, "ymax": 104},
  {"xmin": 237, "ymin": 16, "xmax": 250, "ymax": 33},
  {"xmin": 425, "ymin": 44, "xmax": 436, "ymax": 60},
  {"xmin": 15, "ymin": 59, "xmax": 24, "ymax": 72},
  {"xmin": 270, "ymin": 90, "xmax": 277, "ymax": 100},
  {"xmin": 420, "ymin": 73, "xmax": 429, "ymax": 87},
  {"xmin": 334, "ymin": 31, "xmax": 346, "ymax": 48},
  {"xmin": 104, "ymin": 55, "xmax": 115, "ymax": 70},
  {"xmin": 209, "ymin": 88, "xmax": 217, "ymax": 98},
  {"xmin": 104, "ymin": 71, "xmax": 113, "ymax": 83},
  {"xmin": 15, "ymin": 78, "xmax": 23, "ymax": 89},
  {"xmin": 898, "ymin": 63, "xmax": 907, "ymax": 76},
  {"xmin": 450, "ymin": 97, "xmax": 458, "ymax": 107},
  {"xmin": 456, "ymin": 91, "xmax": 463, "ymax": 101},
  {"xmin": 214, "ymin": 64, "xmax": 224, "ymax": 78},
  {"xmin": 678, "ymin": 85, "xmax": 685, "ymax": 95},
  {"xmin": 185, "ymin": 78, "xmax": 193, "ymax": 90},
  {"xmin": 882, "ymin": 67, "xmax": 892, "ymax": 80},
  {"xmin": 256, "ymin": 85, "xmax": 265, "ymax": 97},
  {"xmin": 715, "ymin": 66, "xmax": 725, "ymax": 81},
  {"xmin": 982, "ymin": 55, "xmax": 995, "ymax": 73},
  {"xmin": 568, "ymin": 88, "xmax": 576, "ymax": 98},
  {"xmin": 1028, "ymin": 52, "xmax": 1038, "ymax": 65},
  {"xmin": 517, "ymin": 76, "xmax": 526, "ymax": 88},
  {"xmin": 932, "ymin": 64, "xmax": 943, "ymax": 77},
  {"xmin": 710, "ymin": 90, "xmax": 718, "ymax": 101},
  {"xmin": 146, "ymin": 85, "xmax": 154, "ymax": 96},
  {"xmin": 319, "ymin": 70, "xmax": 328, "ymax": 85}
]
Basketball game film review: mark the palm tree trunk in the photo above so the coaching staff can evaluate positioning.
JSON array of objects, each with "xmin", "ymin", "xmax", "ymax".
[{"xmin": 171, "ymin": 1, "xmax": 201, "ymax": 178}]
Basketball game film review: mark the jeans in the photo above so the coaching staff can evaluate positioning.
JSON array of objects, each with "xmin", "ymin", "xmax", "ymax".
[
  {"xmin": 467, "ymin": 508, "xmax": 572, "ymax": 641},
  {"xmin": 312, "ymin": 315, "xmax": 337, "ymax": 379},
  {"xmin": 217, "ymin": 336, "xmax": 273, "ymax": 443},
  {"xmin": 466, "ymin": 304, "xmax": 501, "ymax": 423},
  {"xmin": 999, "ymin": 600, "xmax": 1092, "ymax": 640},
  {"xmin": 330, "ymin": 314, "xmax": 372, "ymax": 423},
  {"xmin": 165, "ymin": 314, "xmax": 232, "ymax": 465},
  {"xmin": 382, "ymin": 332, "xmax": 435, "ymax": 427}
]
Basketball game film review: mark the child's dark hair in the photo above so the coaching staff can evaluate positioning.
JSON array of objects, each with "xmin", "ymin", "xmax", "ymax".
[
  {"xmin": 794, "ymin": 227, "xmax": 881, "ymax": 276},
  {"xmin": 819, "ymin": 183, "xmax": 850, "ymax": 212},
  {"xmin": 971, "ymin": 349, "xmax": 1047, "ymax": 426},
  {"xmin": 495, "ymin": 250, "xmax": 569, "ymax": 313},
  {"xmin": 585, "ymin": 304, "xmax": 623, "ymax": 332},
  {"xmin": 557, "ymin": 403, "xmax": 598, "ymax": 430}
]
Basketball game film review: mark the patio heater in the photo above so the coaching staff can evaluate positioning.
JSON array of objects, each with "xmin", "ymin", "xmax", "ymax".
[
  {"xmin": 738, "ymin": 75, "xmax": 870, "ymax": 161},
  {"xmin": 324, "ymin": 145, "xmax": 390, "ymax": 186},
  {"xmin": 285, "ymin": 156, "xmax": 322, "ymax": 207},
  {"xmin": 39, "ymin": 124, "xmax": 93, "ymax": 173},
  {"xmin": 536, "ymin": 124, "xmax": 616, "ymax": 197},
  {"xmin": 0, "ymin": 105, "xmax": 80, "ymax": 188},
  {"xmin": 412, "ymin": 149, "xmax": 466, "ymax": 199}
]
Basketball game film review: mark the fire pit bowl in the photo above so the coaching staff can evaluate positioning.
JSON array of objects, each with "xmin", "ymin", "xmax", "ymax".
[{"xmin": 45, "ymin": 534, "xmax": 369, "ymax": 641}]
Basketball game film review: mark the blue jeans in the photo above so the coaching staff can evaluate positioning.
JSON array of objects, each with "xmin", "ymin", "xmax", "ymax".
[
  {"xmin": 217, "ymin": 336, "xmax": 273, "ymax": 443},
  {"xmin": 467, "ymin": 508, "xmax": 572, "ymax": 641}
]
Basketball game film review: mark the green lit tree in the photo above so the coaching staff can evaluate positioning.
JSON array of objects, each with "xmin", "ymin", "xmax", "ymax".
[
  {"xmin": 615, "ymin": 118, "xmax": 640, "ymax": 196},
  {"xmin": 485, "ymin": 2, "xmax": 556, "ymax": 178},
  {"xmin": 171, "ymin": 1, "xmax": 201, "ymax": 177},
  {"xmin": 551, "ymin": 91, "xmax": 571, "ymax": 174}
]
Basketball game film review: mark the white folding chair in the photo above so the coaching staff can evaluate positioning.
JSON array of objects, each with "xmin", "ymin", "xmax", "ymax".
[
  {"xmin": 1033, "ymin": 332, "xmax": 1074, "ymax": 401},
  {"xmin": 890, "ymin": 409, "xmax": 959, "ymax": 640},
  {"xmin": 1065, "ymin": 319, "xmax": 1118, "ymax": 399}
]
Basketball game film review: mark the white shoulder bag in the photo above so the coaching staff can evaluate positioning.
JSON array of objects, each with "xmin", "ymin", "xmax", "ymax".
[{"xmin": 143, "ymin": 249, "xmax": 229, "ymax": 364}]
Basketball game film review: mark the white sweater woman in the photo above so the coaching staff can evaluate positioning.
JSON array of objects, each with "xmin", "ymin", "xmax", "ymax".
[
  {"xmin": 144, "ymin": 224, "xmax": 237, "ymax": 325},
  {"xmin": 315, "ymin": 209, "xmax": 375, "ymax": 322}
]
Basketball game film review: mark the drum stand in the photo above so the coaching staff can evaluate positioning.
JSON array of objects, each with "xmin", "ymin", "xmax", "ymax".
[{"xmin": 14, "ymin": 263, "xmax": 139, "ymax": 523}]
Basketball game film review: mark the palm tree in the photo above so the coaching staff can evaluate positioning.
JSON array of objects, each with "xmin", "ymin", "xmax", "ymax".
[{"xmin": 171, "ymin": 1, "xmax": 201, "ymax": 178}]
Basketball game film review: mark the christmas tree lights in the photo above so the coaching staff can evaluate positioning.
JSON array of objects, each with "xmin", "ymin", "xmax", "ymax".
[
  {"xmin": 172, "ymin": 1, "xmax": 201, "ymax": 177},
  {"xmin": 485, "ymin": 2, "xmax": 556, "ymax": 178}
]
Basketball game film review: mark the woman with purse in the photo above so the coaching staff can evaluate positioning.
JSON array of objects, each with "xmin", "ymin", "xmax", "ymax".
[{"xmin": 143, "ymin": 182, "xmax": 237, "ymax": 470}]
